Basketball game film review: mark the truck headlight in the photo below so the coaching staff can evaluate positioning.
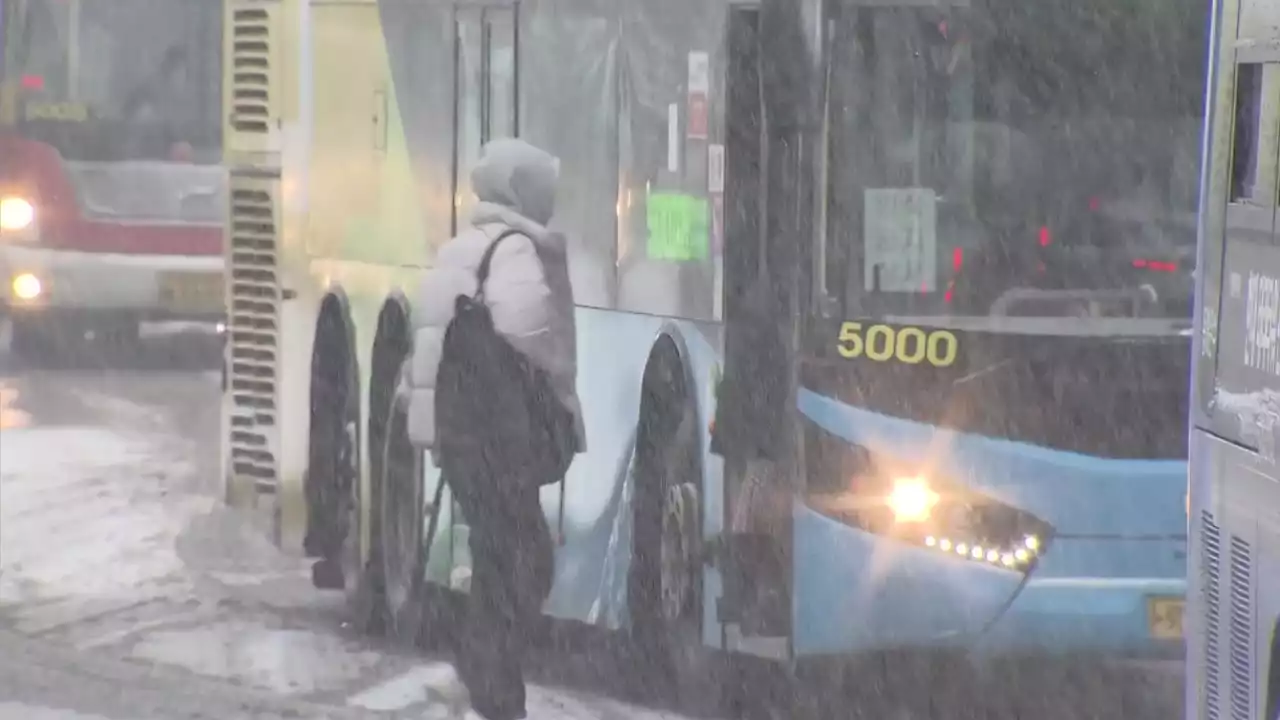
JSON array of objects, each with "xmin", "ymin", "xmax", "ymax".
[
  {"xmin": 0, "ymin": 197, "xmax": 35, "ymax": 231},
  {"xmin": 11, "ymin": 272, "xmax": 41, "ymax": 300},
  {"xmin": 887, "ymin": 477, "xmax": 939, "ymax": 523}
]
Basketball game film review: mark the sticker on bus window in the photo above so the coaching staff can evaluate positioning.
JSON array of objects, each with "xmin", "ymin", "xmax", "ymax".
[
  {"xmin": 1245, "ymin": 270, "xmax": 1280, "ymax": 376},
  {"xmin": 24, "ymin": 102, "xmax": 87, "ymax": 122},
  {"xmin": 835, "ymin": 321, "xmax": 958, "ymax": 368},
  {"xmin": 863, "ymin": 188, "xmax": 937, "ymax": 293},
  {"xmin": 646, "ymin": 191, "xmax": 709, "ymax": 261}
]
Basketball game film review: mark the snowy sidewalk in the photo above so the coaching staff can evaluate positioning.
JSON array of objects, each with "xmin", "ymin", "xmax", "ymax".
[{"xmin": 0, "ymin": 377, "xmax": 702, "ymax": 719}]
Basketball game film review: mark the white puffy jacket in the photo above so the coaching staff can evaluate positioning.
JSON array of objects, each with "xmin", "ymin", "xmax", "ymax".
[{"xmin": 399, "ymin": 138, "xmax": 586, "ymax": 456}]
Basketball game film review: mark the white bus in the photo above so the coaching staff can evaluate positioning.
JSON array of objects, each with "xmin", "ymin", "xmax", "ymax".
[{"xmin": 1187, "ymin": 1, "xmax": 1280, "ymax": 719}]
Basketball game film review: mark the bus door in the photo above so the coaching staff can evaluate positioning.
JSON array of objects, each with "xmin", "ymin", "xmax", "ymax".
[
  {"xmin": 450, "ymin": 2, "xmax": 516, "ymax": 236},
  {"xmin": 712, "ymin": 1, "xmax": 806, "ymax": 659},
  {"xmin": 440, "ymin": 1, "xmax": 518, "ymax": 593},
  {"xmin": 802, "ymin": 0, "xmax": 1036, "ymax": 649},
  {"xmin": 307, "ymin": 0, "xmax": 390, "ymax": 264}
]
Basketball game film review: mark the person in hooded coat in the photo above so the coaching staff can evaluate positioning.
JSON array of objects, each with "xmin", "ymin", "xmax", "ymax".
[{"xmin": 399, "ymin": 138, "xmax": 585, "ymax": 720}]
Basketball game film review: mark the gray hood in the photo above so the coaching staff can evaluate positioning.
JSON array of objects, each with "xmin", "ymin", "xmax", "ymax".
[{"xmin": 471, "ymin": 138, "xmax": 561, "ymax": 226}]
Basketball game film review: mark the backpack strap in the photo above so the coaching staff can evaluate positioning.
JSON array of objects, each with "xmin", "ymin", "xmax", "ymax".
[{"xmin": 474, "ymin": 228, "xmax": 527, "ymax": 301}]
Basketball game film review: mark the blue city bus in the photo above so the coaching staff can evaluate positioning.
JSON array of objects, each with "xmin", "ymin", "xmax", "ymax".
[
  {"xmin": 225, "ymin": 0, "xmax": 1202, "ymax": 715},
  {"xmin": 715, "ymin": 0, "xmax": 1203, "ymax": 669},
  {"xmin": 1187, "ymin": 1, "xmax": 1280, "ymax": 719}
]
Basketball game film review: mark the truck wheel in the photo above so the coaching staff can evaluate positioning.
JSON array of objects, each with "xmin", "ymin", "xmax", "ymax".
[
  {"xmin": 9, "ymin": 318, "xmax": 47, "ymax": 360},
  {"xmin": 9, "ymin": 317, "xmax": 73, "ymax": 365},
  {"xmin": 97, "ymin": 321, "xmax": 140, "ymax": 348}
]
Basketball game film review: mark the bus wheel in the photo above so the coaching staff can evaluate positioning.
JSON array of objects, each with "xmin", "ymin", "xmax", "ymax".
[
  {"xmin": 626, "ymin": 350, "xmax": 705, "ymax": 706},
  {"xmin": 380, "ymin": 399, "xmax": 428, "ymax": 649},
  {"xmin": 661, "ymin": 482, "xmax": 700, "ymax": 625},
  {"xmin": 307, "ymin": 315, "xmax": 384, "ymax": 635},
  {"xmin": 338, "ymin": 408, "xmax": 384, "ymax": 634}
]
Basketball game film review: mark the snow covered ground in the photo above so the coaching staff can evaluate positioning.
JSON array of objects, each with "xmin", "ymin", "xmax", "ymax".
[{"xmin": 0, "ymin": 345, "xmax": 703, "ymax": 719}]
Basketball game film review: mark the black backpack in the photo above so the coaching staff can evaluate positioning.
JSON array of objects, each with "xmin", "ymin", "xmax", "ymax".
[{"xmin": 434, "ymin": 229, "xmax": 576, "ymax": 489}]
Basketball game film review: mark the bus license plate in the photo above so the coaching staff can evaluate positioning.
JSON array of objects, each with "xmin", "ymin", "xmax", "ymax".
[
  {"xmin": 1147, "ymin": 597, "xmax": 1184, "ymax": 639},
  {"xmin": 159, "ymin": 271, "xmax": 223, "ymax": 315}
]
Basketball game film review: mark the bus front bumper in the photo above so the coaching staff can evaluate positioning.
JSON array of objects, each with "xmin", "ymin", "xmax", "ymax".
[
  {"xmin": 791, "ymin": 507, "xmax": 1185, "ymax": 660},
  {"xmin": 975, "ymin": 575, "xmax": 1186, "ymax": 660}
]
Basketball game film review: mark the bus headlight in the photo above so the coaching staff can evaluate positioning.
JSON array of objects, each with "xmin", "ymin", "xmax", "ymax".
[
  {"xmin": 0, "ymin": 197, "xmax": 35, "ymax": 232},
  {"xmin": 924, "ymin": 533, "xmax": 1044, "ymax": 570},
  {"xmin": 887, "ymin": 477, "xmax": 939, "ymax": 523},
  {"xmin": 802, "ymin": 425, "xmax": 1055, "ymax": 573}
]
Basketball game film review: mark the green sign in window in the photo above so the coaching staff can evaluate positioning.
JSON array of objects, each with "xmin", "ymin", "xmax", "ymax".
[{"xmin": 646, "ymin": 191, "xmax": 709, "ymax": 261}]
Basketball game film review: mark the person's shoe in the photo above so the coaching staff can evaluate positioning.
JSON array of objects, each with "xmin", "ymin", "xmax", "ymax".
[
  {"xmin": 461, "ymin": 710, "xmax": 526, "ymax": 720},
  {"xmin": 310, "ymin": 558, "xmax": 344, "ymax": 590},
  {"xmin": 464, "ymin": 704, "xmax": 526, "ymax": 720},
  {"xmin": 431, "ymin": 666, "xmax": 470, "ymax": 718}
]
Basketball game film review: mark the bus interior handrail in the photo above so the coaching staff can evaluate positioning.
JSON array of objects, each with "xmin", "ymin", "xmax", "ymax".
[{"xmin": 988, "ymin": 286, "xmax": 1157, "ymax": 317}]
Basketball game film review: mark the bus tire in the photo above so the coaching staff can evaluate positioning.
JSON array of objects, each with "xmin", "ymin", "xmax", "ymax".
[
  {"xmin": 380, "ymin": 399, "xmax": 428, "ymax": 649},
  {"xmin": 306, "ymin": 307, "xmax": 385, "ymax": 635},
  {"xmin": 625, "ymin": 340, "xmax": 706, "ymax": 706}
]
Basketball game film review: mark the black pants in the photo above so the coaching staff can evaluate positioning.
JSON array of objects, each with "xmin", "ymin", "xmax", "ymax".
[{"xmin": 445, "ymin": 458, "xmax": 554, "ymax": 720}]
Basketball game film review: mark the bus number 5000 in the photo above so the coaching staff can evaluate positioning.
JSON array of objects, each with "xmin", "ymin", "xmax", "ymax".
[{"xmin": 836, "ymin": 322, "xmax": 958, "ymax": 367}]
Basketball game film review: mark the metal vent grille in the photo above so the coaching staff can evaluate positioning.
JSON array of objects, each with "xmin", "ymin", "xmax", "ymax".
[
  {"xmin": 1229, "ymin": 534, "xmax": 1253, "ymax": 720},
  {"xmin": 230, "ymin": 4, "xmax": 272, "ymax": 134},
  {"xmin": 226, "ymin": 175, "xmax": 279, "ymax": 495},
  {"xmin": 1203, "ymin": 511, "xmax": 1223, "ymax": 720}
]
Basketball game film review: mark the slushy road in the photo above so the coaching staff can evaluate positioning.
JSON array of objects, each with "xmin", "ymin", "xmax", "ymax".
[{"xmin": 0, "ymin": 324, "xmax": 691, "ymax": 720}]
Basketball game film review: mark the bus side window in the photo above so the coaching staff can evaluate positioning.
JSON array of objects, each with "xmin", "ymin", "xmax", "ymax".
[
  {"xmin": 1204, "ymin": 58, "xmax": 1280, "ymax": 445},
  {"xmin": 1230, "ymin": 63, "xmax": 1265, "ymax": 204},
  {"xmin": 482, "ymin": 6, "xmax": 516, "ymax": 143}
]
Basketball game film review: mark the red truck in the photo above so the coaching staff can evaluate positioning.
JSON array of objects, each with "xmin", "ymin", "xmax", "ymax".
[{"xmin": 0, "ymin": 0, "xmax": 223, "ymax": 359}]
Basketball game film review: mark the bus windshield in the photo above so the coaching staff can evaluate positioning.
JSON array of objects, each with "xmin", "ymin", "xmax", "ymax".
[
  {"xmin": 807, "ymin": 0, "xmax": 1207, "ymax": 459},
  {"xmin": 821, "ymin": 0, "xmax": 1205, "ymax": 325},
  {"xmin": 0, "ymin": 0, "xmax": 221, "ymax": 163}
]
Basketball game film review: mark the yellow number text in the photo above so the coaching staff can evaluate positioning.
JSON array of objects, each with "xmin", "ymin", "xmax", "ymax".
[
  {"xmin": 835, "ymin": 322, "xmax": 958, "ymax": 368},
  {"xmin": 24, "ymin": 102, "xmax": 88, "ymax": 122}
]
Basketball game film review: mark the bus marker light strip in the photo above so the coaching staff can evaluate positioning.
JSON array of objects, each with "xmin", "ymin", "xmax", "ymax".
[{"xmin": 925, "ymin": 534, "xmax": 1040, "ymax": 569}]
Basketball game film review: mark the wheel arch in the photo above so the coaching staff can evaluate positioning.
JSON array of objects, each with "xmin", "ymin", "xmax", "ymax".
[
  {"xmin": 644, "ymin": 324, "xmax": 702, "ymax": 412},
  {"xmin": 313, "ymin": 287, "xmax": 360, "ymax": 376},
  {"xmin": 640, "ymin": 323, "xmax": 717, "ymax": 464},
  {"xmin": 636, "ymin": 326, "xmax": 704, "ymax": 452}
]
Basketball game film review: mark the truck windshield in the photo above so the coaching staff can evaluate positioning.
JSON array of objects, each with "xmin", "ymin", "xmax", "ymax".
[
  {"xmin": 820, "ymin": 0, "xmax": 1205, "ymax": 325},
  {"xmin": 0, "ymin": 0, "xmax": 220, "ymax": 163}
]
